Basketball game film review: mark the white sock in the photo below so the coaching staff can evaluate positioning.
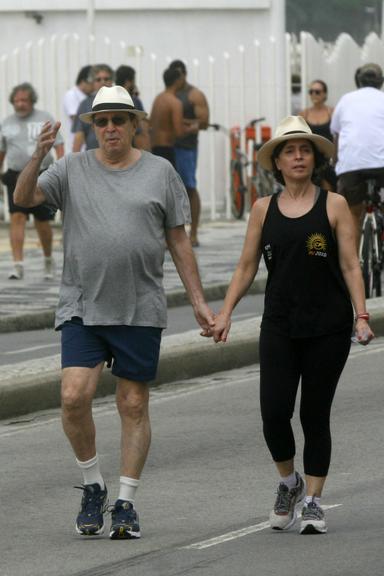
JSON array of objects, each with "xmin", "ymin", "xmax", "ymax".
[
  {"xmin": 304, "ymin": 495, "xmax": 321, "ymax": 506},
  {"xmin": 76, "ymin": 453, "xmax": 105, "ymax": 489},
  {"xmin": 118, "ymin": 476, "xmax": 140, "ymax": 503},
  {"xmin": 280, "ymin": 471, "xmax": 298, "ymax": 490}
]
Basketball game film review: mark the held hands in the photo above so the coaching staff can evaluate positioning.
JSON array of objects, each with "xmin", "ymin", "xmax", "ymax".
[
  {"xmin": 200, "ymin": 309, "xmax": 232, "ymax": 343},
  {"xmin": 33, "ymin": 121, "xmax": 61, "ymax": 162},
  {"xmin": 354, "ymin": 318, "xmax": 374, "ymax": 345}
]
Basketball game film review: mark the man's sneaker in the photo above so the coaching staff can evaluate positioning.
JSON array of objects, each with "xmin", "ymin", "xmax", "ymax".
[
  {"xmin": 109, "ymin": 499, "xmax": 141, "ymax": 540},
  {"xmin": 300, "ymin": 499, "xmax": 327, "ymax": 534},
  {"xmin": 269, "ymin": 472, "xmax": 305, "ymax": 530},
  {"xmin": 75, "ymin": 483, "xmax": 108, "ymax": 536},
  {"xmin": 8, "ymin": 263, "xmax": 24, "ymax": 280},
  {"xmin": 44, "ymin": 257, "xmax": 55, "ymax": 280}
]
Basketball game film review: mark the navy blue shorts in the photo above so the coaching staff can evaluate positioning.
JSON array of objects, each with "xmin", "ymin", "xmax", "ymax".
[
  {"xmin": 175, "ymin": 147, "xmax": 197, "ymax": 189},
  {"xmin": 60, "ymin": 317, "xmax": 162, "ymax": 382}
]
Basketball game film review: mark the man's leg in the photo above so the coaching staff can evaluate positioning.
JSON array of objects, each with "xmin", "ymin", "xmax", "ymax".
[
  {"xmin": 61, "ymin": 363, "xmax": 108, "ymax": 536},
  {"xmin": 34, "ymin": 217, "xmax": 53, "ymax": 258},
  {"xmin": 61, "ymin": 364, "xmax": 104, "ymax": 461},
  {"xmin": 187, "ymin": 187, "xmax": 201, "ymax": 247},
  {"xmin": 9, "ymin": 211, "xmax": 27, "ymax": 262},
  {"xmin": 34, "ymin": 215, "xmax": 56, "ymax": 279},
  {"xmin": 108, "ymin": 378, "xmax": 150, "ymax": 539}
]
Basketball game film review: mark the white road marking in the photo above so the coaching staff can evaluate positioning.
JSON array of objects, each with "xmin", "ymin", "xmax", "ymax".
[
  {"xmin": 183, "ymin": 504, "xmax": 342, "ymax": 550},
  {"xmin": 3, "ymin": 343, "xmax": 59, "ymax": 355}
]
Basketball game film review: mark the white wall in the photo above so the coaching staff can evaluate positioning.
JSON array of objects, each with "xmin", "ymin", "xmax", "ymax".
[{"xmin": 0, "ymin": 0, "xmax": 287, "ymax": 219}]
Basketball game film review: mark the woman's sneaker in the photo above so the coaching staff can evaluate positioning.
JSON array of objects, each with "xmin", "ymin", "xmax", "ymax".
[
  {"xmin": 109, "ymin": 500, "xmax": 141, "ymax": 540},
  {"xmin": 269, "ymin": 472, "xmax": 305, "ymax": 530},
  {"xmin": 300, "ymin": 499, "xmax": 327, "ymax": 534},
  {"xmin": 75, "ymin": 483, "xmax": 108, "ymax": 536}
]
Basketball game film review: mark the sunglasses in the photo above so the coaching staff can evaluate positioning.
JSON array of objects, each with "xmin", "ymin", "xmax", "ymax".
[
  {"xmin": 308, "ymin": 89, "xmax": 323, "ymax": 95},
  {"xmin": 93, "ymin": 115, "xmax": 129, "ymax": 127},
  {"xmin": 94, "ymin": 76, "xmax": 112, "ymax": 82}
]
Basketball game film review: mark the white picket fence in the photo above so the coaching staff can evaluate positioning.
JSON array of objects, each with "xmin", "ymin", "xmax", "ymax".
[{"xmin": 1, "ymin": 31, "xmax": 384, "ymax": 222}]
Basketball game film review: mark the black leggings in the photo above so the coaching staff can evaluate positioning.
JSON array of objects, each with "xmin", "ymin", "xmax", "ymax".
[{"xmin": 259, "ymin": 328, "xmax": 351, "ymax": 477}]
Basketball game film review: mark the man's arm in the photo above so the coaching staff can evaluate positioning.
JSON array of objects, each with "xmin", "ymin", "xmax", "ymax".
[
  {"xmin": 54, "ymin": 143, "xmax": 65, "ymax": 159},
  {"xmin": 332, "ymin": 133, "xmax": 339, "ymax": 166},
  {"xmin": 166, "ymin": 225, "xmax": 215, "ymax": 332},
  {"xmin": 0, "ymin": 150, "xmax": 5, "ymax": 172},
  {"xmin": 14, "ymin": 121, "xmax": 61, "ymax": 207},
  {"xmin": 191, "ymin": 88, "xmax": 209, "ymax": 130}
]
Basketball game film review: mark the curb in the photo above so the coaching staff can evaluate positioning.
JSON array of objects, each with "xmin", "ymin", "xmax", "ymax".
[
  {"xmin": 0, "ymin": 276, "xmax": 267, "ymax": 334},
  {"xmin": 1, "ymin": 298, "xmax": 384, "ymax": 422}
]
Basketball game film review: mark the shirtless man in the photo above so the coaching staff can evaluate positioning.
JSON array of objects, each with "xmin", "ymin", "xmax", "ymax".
[
  {"xmin": 169, "ymin": 60, "xmax": 210, "ymax": 247},
  {"xmin": 150, "ymin": 68, "xmax": 198, "ymax": 168}
]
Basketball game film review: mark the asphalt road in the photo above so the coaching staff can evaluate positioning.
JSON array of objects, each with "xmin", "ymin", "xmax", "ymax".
[
  {"xmin": 0, "ymin": 294, "xmax": 265, "ymax": 365},
  {"xmin": 1, "ymin": 337, "xmax": 383, "ymax": 576}
]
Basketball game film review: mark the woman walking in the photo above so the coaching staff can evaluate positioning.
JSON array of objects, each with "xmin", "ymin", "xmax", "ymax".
[{"xmin": 209, "ymin": 116, "xmax": 373, "ymax": 534}]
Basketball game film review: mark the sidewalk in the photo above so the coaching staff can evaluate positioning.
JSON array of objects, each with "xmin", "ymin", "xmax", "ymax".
[
  {"xmin": 1, "ymin": 219, "xmax": 384, "ymax": 422},
  {"xmin": 0, "ymin": 219, "xmax": 267, "ymax": 333}
]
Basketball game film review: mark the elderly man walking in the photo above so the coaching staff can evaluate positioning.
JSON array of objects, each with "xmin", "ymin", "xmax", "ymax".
[
  {"xmin": 14, "ymin": 85, "xmax": 215, "ymax": 540},
  {"xmin": 0, "ymin": 82, "xmax": 64, "ymax": 279}
]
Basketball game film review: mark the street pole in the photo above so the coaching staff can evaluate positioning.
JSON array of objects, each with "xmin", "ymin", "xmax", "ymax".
[
  {"xmin": 269, "ymin": 0, "xmax": 286, "ymax": 126},
  {"xmin": 382, "ymin": 0, "xmax": 384, "ymax": 40},
  {"xmin": 87, "ymin": 0, "xmax": 95, "ymax": 61}
]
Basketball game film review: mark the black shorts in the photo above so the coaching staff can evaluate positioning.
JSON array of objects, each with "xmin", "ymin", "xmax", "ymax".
[
  {"xmin": 60, "ymin": 317, "xmax": 162, "ymax": 382},
  {"xmin": 337, "ymin": 167, "xmax": 384, "ymax": 206},
  {"xmin": 2, "ymin": 169, "xmax": 55, "ymax": 221}
]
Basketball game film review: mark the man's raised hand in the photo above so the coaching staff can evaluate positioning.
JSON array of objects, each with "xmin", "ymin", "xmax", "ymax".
[{"xmin": 33, "ymin": 121, "xmax": 61, "ymax": 161}]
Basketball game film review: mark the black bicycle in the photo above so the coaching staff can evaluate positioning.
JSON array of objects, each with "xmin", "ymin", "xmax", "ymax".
[{"xmin": 359, "ymin": 173, "xmax": 384, "ymax": 298}]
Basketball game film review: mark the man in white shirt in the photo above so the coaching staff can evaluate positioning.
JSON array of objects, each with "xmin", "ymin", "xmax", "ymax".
[
  {"xmin": 62, "ymin": 65, "xmax": 93, "ymax": 150},
  {"xmin": 331, "ymin": 63, "xmax": 384, "ymax": 246}
]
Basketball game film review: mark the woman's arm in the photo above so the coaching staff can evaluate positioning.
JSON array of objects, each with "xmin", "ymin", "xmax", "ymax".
[
  {"xmin": 328, "ymin": 192, "xmax": 374, "ymax": 344},
  {"xmin": 211, "ymin": 197, "xmax": 270, "ymax": 342}
]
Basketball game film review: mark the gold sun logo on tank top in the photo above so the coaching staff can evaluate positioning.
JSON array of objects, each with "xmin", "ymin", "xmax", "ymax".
[{"xmin": 306, "ymin": 233, "xmax": 327, "ymax": 257}]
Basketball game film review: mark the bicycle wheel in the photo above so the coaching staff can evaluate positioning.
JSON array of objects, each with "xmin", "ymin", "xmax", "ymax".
[
  {"xmin": 361, "ymin": 222, "xmax": 374, "ymax": 298},
  {"xmin": 230, "ymin": 160, "xmax": 246, "ymax": 219},
  {"xmin": 254, "ymin": 164, "xmax": 275, "ymax": 198}
]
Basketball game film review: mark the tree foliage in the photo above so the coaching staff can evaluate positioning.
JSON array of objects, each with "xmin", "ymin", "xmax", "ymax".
[{"xmin": 286, "ymin": 0, "xmax": 382, "ymax": 44}]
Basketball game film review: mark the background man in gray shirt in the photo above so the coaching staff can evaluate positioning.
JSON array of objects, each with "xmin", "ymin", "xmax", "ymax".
[
  {"xmin": 14, "ymin": 85, "xmax": 215, "ymax": 540},
  {"xmin": 0, "ymin": 82, "xmax": 64, "ymax": 279}
]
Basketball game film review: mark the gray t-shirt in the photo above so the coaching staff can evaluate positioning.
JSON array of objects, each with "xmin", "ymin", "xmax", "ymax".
[
  {"xmin": 38, "ymin": 150, "xmax": 191, "ymax": 329},
  {"xmin": 0, "ymin": 109, "xmax": 64, "ymax": 171}
]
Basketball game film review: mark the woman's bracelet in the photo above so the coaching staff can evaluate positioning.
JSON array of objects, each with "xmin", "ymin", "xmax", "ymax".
[{"xmin": 355, "ymin": 312, "xmax": 370, "ymax": 321}]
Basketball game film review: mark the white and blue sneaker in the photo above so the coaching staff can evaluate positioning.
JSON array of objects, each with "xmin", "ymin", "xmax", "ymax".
[{"xmin": 75, "ymin": 483, "xmax": 108, "ymax": 536}]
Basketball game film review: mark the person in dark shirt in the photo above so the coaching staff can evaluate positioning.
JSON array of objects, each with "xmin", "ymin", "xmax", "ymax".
[
  {"xmin": 208, "ymin": 116, "xmax": 373, "ymax": 535},
  {"xmin": 72, "ymin": 64, "xmax": 114, "ymax": 152}
]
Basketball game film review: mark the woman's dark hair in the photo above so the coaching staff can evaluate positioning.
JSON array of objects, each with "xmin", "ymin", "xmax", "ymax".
[
  {"xmin": 271, "ymin": 139, "xmax": 328, "ymax": 186},
  {"xmin": 310, "ymin": 79, "xmax": 328, "ymax": 94}
]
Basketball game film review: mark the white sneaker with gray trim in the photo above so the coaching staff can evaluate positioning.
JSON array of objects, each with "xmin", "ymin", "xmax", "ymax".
[
  {"xmin": 269, "ymin": 472, "xmax": 305, "ymax": 530},
  {"xmin": 300, "ymin": 499, "xmax": 327, "ymax": 534},
  {"xmin": 44, "ymin": 257, "xmax": 55, "ymax": 280},
  {"xmin": 8, "ymin": 263, "xmax": 24, "ymax": 280}
]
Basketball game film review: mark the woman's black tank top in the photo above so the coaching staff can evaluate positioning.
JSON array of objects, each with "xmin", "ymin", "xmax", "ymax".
[
  {"xmin": 260, "ymin": 189, "xmax": 353, "ymax": 338},
  {"xmin": 303, "ymin": 108, "xmax": 333, "ymax": 142},
  {"xmin": 307, "ymin": 120, "xmax": 333, "ymax": 142}
]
